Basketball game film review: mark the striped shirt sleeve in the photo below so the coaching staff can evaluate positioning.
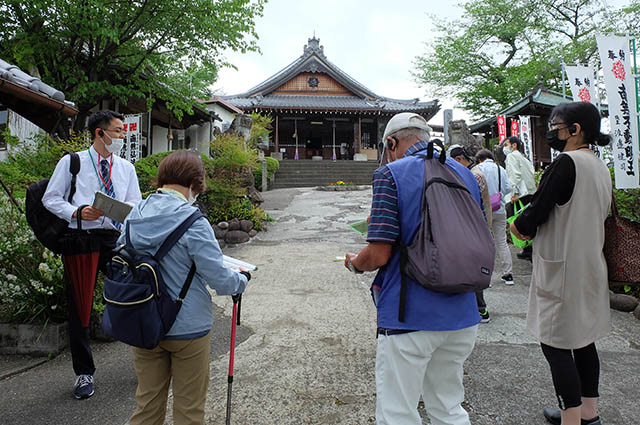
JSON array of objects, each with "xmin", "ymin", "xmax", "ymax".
[{"xmin": 367, "ymin": 166, "xmax": 399, "ymax": 243}]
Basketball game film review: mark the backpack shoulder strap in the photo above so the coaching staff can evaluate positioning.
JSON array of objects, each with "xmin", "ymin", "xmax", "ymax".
[
  {"xmin": 154, "ymin": 210, "xmax": 205, "ymax": 261},
  {"xmin": 67, "ymin": 153, "xmax": 81, "ymax": 204}
]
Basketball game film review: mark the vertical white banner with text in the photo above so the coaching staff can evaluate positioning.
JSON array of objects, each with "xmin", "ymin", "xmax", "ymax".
[
  {"xmin": 123, "ymin": 114, "xmax": 142, "ymax": 164},
  {"xmin": 597, "ymin": 34, "xmax": 639, "ymax": 189},
  {"xmin": 519, "ymin": 115, "xmax": 534, "ymax": 162},
  {"xmin": 565, "ymin": 65, "xmax": 598, "ymax": 104}
]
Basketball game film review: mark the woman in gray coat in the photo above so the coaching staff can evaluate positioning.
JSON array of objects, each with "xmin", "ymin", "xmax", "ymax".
[{"xmin": 510, "ymin": 102, "xmax": 612, "ymax": 425}]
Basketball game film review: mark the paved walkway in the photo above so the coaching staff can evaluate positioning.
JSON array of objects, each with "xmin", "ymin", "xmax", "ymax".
[{"xmin": 1, "ymin": 187, "xmax": 639, "ymax": 424}]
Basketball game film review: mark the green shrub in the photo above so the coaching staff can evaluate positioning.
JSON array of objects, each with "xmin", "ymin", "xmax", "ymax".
[
  {"xmin": 207, "ymin": 197, "xmax": 268, "ymax": 230},
  {"xmin": 0, "ymin": 131, "xmax": 90, "ymax": 197},
  {"xmin": 610, "ymin": 166, "xmax": 640, "ymax": 222},
  {"xmin": 253, "ymin": 156, "xmax": 280, "ymax": 190},
  {"xmin": 134, "ymin": 151, "xmax": 172, "ymax": 195}
]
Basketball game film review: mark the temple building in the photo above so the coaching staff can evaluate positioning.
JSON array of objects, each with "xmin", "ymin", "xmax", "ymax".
[{"xmin": 224, "ymin": 37, "xmax": 440, "ymax": 160}]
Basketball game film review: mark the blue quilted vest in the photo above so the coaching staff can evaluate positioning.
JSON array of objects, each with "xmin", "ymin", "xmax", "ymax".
[{"xmin": 374, "ymin": 151, "xmax": 481, "ymax": 331}]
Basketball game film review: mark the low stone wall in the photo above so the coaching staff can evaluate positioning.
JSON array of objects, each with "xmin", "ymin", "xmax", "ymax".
[{"xmin": 0, "ymin": 322, "xmax": 68, "ymax": 356}]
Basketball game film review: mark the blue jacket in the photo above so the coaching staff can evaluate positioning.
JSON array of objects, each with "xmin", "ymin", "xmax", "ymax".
[
  {"xmin": 375, "ymin": 152, "xmax": 481, "ymax": 331},
  {"xmin": 118, "ymin": 190, "xmax": 248, "ymax": 339}
]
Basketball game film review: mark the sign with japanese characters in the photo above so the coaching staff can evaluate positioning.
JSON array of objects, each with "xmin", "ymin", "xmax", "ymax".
[
  {"xmin": 122, "ymin": 114, "xmax": 142, "ymax": 164},
  {"xmin": 565, "ymin": 65, "xmax": 598, "ymax": 105},
  {"xmin": 597, "ymin": 34, "xmax": 639, "ymax": 189},
  {"xmin": 518, "ymin": 116, "xmax": 533, "ymax": 162},
  {"xmin": 497, "ymin": 115, "xmax": 507, "ymax": 142},
  {"xmin": 510, "ymin": 119, "xmax": 519, "ymax": 137}
]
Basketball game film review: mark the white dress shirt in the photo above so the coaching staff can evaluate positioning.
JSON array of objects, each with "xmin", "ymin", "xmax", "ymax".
[
  {"xmin": 505, "ymin": 150, "xmax": 537, "ymax": 198},
  {"xmin": 42, "ymin": 145, "xmax": 142, "ymax": 230},
  {"xmin": 475, "ymin": 159, "xmax": 512, "ymax": 215}
]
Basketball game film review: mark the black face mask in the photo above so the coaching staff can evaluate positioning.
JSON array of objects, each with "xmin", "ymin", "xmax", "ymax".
[{"xmin": 545, "ymin": 129, "xmax": 568, "ymax": 152}]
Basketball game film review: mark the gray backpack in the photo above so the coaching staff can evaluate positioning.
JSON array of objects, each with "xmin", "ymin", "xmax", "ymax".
[{"xmin": 398, "ymin": 141, "xmax": 495, "ymax": 322}]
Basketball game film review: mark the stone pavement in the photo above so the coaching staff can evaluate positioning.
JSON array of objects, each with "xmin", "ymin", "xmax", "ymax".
[{"xmin": 1, "ymin": 187, "xmax": 639, "ymax": 424}]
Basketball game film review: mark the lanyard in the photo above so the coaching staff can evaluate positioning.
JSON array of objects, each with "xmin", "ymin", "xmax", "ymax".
[{"xmin": 89, "ymin": 149, "xmax": 113, "ymax": 191}]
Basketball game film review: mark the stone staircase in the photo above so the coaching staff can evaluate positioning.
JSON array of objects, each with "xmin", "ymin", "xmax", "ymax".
[{"xmin": 270, "ymin": 160, "xmax": 380, "ymax": 189}]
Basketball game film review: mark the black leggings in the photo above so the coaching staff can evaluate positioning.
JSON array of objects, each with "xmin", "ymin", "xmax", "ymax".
[{"xmin": 541, "ymin": 342, "xmax": 600, "ymax": 410}]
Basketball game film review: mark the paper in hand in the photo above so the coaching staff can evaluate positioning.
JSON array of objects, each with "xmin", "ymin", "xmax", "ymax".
[
  {"xmin": 92, "ymin": 192, "xmax": 133, "ymax": 223},
  {"xmin": 223, "ymin": 255, "xmax": 257, "ymax": 272},
  {"xmin": 349, "ymin": 219, "xmax": 368, "ymax": 236}
]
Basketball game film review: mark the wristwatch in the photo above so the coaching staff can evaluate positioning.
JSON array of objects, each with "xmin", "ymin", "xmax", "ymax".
[{"xmin": 348, "ymin": 256, "xmax": 364, "ymax": 274}]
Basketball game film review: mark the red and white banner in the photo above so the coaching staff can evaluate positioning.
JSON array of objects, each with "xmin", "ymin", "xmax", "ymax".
[
  {"xmin": 497, "ymin": 115, "xmax": 507, "ymax": 142},
  {"xmin": 510, "ymin": 120, "xmax": 519, "ymax": 137},
  {"xmin": 565, "ymin": 65, "xmax": 598, "ymax": 105},
  {"xmin": 597, "ymin": 34, "xmax": 639, "ymax": 189},
  {"xmin": 122, "ymin": 114, "xmax": 142, "ymax": 164},
  {"xmin": 518, "ymin": 116, "xmax": 533, "ymax": 162}
]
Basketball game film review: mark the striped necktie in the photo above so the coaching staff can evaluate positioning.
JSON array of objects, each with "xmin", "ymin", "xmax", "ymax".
[{"xmin": 100, "ymin": 159, "xmax": 121, "ymax": 230}]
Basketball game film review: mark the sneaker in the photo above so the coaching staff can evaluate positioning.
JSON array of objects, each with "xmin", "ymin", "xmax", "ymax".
[
  {"xmin": 501, "ymin": 273, "xmax": 514, "ymax": 285},
  {"xmin": 516, "ymin": 251, "xmax": 532, "ymax": 261},
  {"xmin": 543, "ymin": 407, "xmax": 601, "ymax": 425},
  {"xmin": 479, "ymin": 309, "xmax": 491, "ymax": 323},
  {"xmin": 74, "ymin": 374, "xmax": 94, "ymax": 400}
]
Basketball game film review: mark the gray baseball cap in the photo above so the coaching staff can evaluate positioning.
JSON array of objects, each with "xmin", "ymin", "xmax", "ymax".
[{"xmin": 382, "ymin": 112, "xmax": 432, "ymax": 141}]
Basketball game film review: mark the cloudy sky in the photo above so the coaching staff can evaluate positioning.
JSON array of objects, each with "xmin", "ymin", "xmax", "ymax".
[{"xmin": 212, "ymin": 0, "xmax": 631, "ymax": 126}]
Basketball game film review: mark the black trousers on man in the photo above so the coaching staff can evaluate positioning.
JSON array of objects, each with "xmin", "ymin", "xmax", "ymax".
[{"xmin": 64, "ymin": 229, "xmax": 119, "ymax": 376}]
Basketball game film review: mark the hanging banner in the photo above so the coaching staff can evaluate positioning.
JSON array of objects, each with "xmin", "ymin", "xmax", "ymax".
[
  {"xmin": 565, "ymin": 65, "xmax": 598, "ymax": 104},
  {"xmin": 510, "ymin": 119, "xmax": 519, "ymax": 137},
  {"xmin": 122, "ymin": 114, "xmax": 142, "ymax": 164},
  {"xmin": 497, "ymin": 115, "xmax": 507, "ymax": 142},
  {"xmin": 518, "ymin": 116, "xmax": 534, "ymax": 162},
  {"xmin": 597, "ymin": 34, "xmax": 640, "ymax": 189}
]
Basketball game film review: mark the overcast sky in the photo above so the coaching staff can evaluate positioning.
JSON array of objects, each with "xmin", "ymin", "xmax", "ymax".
[{"xmin": 212, "ymin": 0, "xmax": 631, "ymax": 126}]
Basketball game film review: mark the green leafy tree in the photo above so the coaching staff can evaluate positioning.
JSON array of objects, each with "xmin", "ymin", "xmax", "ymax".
[
  {"xmin": 414, "ymin": 0, "xmax": 627, "ymax": 118},
  {"xmin": 0, "ymin": 0, "xmax": 265, "ymax": 133}
]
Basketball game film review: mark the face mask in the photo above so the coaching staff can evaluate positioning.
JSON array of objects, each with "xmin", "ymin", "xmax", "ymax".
[
  {"xmin": 105, "ymin": 137, "xmax": 124, "ymax": 154},
  {"xmin": 188, "ymin": 187, "xmax": 199, "ymax": 205},
  {"xmin": 502, "ymin": 146, "xmax": 512, "ymax": 156},
  {"xmin": 545, "ymin": 129, "xmax": 568, "ymax": 152}
]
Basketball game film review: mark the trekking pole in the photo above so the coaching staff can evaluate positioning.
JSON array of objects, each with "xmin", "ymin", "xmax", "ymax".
[{"xmin": 225, "ymin": 293, "xmax": 241, "ymax": 425}]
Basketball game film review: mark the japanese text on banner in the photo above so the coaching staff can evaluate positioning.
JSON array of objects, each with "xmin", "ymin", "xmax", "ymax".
[
  {"xmin": 497, "ymin": 115, "xmax": 507, "ymax": 142},
  {"xmin": 518, "ymin": 116, "xmax": 534, "ymax": 162},
  {"xmin": 597, "ymin": 34, "xmax": 639, "ymax": 189}
]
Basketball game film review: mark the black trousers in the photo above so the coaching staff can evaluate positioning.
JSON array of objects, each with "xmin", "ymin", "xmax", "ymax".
[
  {"xmin": 541, "ymin": 342, "xmax": 600, "ymax": 410},
  {"xmin": 64, "ymin": 229, "xmax": 119, "ymax": 376}
]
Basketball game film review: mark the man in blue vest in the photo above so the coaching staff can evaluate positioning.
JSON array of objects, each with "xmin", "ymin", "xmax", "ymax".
[{"xmin": 345, "ymin": 112, "xmax": 481, "ymax": 425}]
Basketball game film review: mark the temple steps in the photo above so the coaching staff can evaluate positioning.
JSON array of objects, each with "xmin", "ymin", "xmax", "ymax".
[{"xmin": 270, "ymin": 160, "xmax": 380, "ymax": 189}]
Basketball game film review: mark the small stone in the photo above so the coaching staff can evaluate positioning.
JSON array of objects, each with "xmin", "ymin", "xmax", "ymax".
[
  {"xmin": 634, "ymin": 304, "xmax": 640, "ymax": 320},
  {"xmin": 217, "ymin": 239, "xmax": 226, "ymax": 249},
  {"xmin": 609, "ymin": 293, "xmax": 639, "ymax": 312},
  {"xmin": 225, "ymin": 230, "xmax": 250, "ymax": 244},
  {"xmin": 218, "ymin": 221, "xmax": 229, "ymax": 230},
  {"xmin": 228, "ymin": 218, "xmax": 240, "ymax": 231},
  {"xmin": 213, "ymin": 226, "xmax": 228, "ymax": 240},
  {"xmin": 240, "ymin": 220, "xmax": 254, "ymax": 232},
  {"xmin": 249, "ymin": 229, "xmax": 258, "ymax": 237}
]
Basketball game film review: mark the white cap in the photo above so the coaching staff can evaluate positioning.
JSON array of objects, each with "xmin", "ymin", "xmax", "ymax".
[{"xmin": 382, "ymin": 112, "xmax": 432, "ymax": 141}]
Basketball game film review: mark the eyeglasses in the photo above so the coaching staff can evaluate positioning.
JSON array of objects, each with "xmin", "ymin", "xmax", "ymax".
[
  {"xmin": 103, "ymin": 127, "xmax": 125, "ymax": 135},
  {"xmin": 547, "ymin": 121, "xmax": 567, "ymax": 130}
]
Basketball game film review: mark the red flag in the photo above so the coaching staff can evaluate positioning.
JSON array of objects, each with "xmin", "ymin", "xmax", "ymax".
[
  {"xmin": 510, "ymin": 120, "xmax": 519, "ymax": 137},
  {"xmin": 497, "ymin": 115, "xmax": 507, "ymax": 141}
]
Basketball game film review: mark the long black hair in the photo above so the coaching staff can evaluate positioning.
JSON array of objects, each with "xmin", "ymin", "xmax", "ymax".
[{"xmin": 549, "ymin": 102, "xmax": 610, "ymax": 146}]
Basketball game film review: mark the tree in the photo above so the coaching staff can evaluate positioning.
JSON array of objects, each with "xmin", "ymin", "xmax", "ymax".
[
  {"xmin": 413, "ymin": 0, "xmax": 628, "ymax": 118},
  {"xmin": 0, "ymin": 0, "xmax": 265, "ymax": 133}
]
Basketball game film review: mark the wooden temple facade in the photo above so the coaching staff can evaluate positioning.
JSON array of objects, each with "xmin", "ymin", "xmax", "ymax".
[{"xmin": 225, "ymin": 37, "xmax": 440, "ymax": 160}]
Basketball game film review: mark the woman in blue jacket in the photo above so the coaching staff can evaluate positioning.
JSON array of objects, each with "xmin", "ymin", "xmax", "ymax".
[{"xmin": 122, "ymin": 151, "xmax": 249, "ymax": 425}]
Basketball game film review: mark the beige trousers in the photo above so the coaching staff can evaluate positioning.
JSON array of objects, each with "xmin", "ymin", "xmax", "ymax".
[{"xmin": 129, "ymin": 332, "xmax": 211, "ymax": 425}]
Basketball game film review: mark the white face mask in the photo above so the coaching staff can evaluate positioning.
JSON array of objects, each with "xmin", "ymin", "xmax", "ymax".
[
  {"xmin": 502, "ymin": 145, "xmax": 512, "ymax": 156},
  {"xmin": 188, "ymin": 187, "xmax": 199, "ymax": 205},
  {"xmin": 105, "ymin": 137, "xmax": 124, "ymax": 154}
]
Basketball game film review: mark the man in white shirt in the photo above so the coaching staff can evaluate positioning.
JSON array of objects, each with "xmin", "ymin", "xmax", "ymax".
[
  {"xmin": 502, "ymin": 136, "xmax": 536, "ymax": 261},
  {"xmin": 43, "ymin": 110, "xmax": 142, "ymax": 400}
]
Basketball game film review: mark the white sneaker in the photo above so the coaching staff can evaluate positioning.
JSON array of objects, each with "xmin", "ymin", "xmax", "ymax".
[{"xmin": 501, "ymin": 274, "xmax": 514, "ymax": 285}]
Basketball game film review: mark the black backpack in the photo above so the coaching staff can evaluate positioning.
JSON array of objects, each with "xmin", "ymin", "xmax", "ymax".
[
  {"xmin": 397, "ymin": 141, "xmax": 495, "ymax": 322},
  {"xmin": 25, "ymin": 153, "xmax": 80, "ymax": 254},
  {"xmin": 101, "ymin": 210, "xmax": 205, "ymax": 349}
]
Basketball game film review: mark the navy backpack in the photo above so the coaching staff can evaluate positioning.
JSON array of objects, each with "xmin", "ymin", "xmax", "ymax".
[{"xmin": 102, "ymin": 210, "xmax": 204, "ymax": 349}]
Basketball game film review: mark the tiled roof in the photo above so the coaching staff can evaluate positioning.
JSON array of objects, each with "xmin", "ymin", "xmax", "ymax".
[
  {"xmin": 0, "ymin": 58, "xmax": 68, "ymax": 103},
  {"xmin": 227, "ymin": 94, "xmax": 438, "ymax": 114}
]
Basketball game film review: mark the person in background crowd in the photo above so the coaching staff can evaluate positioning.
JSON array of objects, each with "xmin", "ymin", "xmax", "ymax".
[
  {"xmin": 43, "ymin": 110, "xmax": 142, "ymax": 400},
  {"xmin": 475, "ymin": 149, "xmax": 514, "ymax": 285},
  {"xmin": 502, "ymin": 136, "xmax": 537, "ymax": 261},
  {"xmin": 510, "ymin": 102, "xmax": 612, "ymax": 425},
  {"xmin": 345, "ymin": 112, "xmax": 481, "ymax": 425},
  {"xmin": 122, "ymin": 151, "xmax": 250, "ymax": 425},
  {"xmin": 448, "ymin": 144, "xmax": 492, "ymax": 323}
]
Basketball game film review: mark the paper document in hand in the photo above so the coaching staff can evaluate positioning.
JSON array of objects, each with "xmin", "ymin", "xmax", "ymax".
[
  {"xmin": 92, "ymin": 192, "xmax": 133, "ymax": 223},
  {"xmin": 349, "ymin": 219, "xmax": 368, "ymax": 236},
  {"xmin": 223, "ymin": 255, "xmax": 257, "ymax": 272}
]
